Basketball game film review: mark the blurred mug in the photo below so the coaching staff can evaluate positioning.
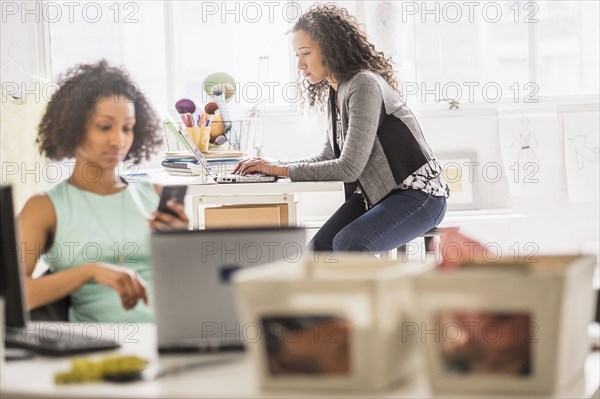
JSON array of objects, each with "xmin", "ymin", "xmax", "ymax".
[
  {"xmin": 0, "ymin": 297, "xmax": 4, "ymax": 366},
  {"xmin": 187, "ymin": 126, "xmax": 211, "ymax": 152}
]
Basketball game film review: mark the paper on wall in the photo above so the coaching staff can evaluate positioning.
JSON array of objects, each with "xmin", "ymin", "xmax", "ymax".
[
  {"xmin": 498, "ymin": 112, "xmax": 562, "ymax": 199},
  {"xmin": 563, "ymin": 112, "xmax": 599, "ymax": 203}
]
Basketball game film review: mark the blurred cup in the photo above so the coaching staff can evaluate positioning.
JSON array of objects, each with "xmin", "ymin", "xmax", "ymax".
[
  {"xmin": 0, "ymin": 297, "xmax": 4, "ymax": 366},
  {"xmin": 187, "ymin": 126, "xmax": 211, "ymax": 152}
]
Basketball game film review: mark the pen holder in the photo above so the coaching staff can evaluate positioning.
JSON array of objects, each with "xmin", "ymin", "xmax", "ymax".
[{"xmin": 186, "ymin": 126, "xmax": 211, "ymax": 153}]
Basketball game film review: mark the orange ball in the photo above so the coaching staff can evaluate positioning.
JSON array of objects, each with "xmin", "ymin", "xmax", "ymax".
[{"xmin": 209, "ymin": 113, "xmax": 225, "ymax": 140}]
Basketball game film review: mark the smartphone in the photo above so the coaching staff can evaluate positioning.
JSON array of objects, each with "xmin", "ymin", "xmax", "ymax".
[{"xmin": 157, "ymin": 185, "xmax": 188, "ymax": 217}]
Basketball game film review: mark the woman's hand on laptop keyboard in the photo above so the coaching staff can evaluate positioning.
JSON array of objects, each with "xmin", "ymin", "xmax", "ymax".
[
  {"xmin": 90, "ymin": 264, "xmax": 149, "ymax": 310},
  {"xmin": 233, "ymin": 157, "xmax": 289, "ymax": 177}
]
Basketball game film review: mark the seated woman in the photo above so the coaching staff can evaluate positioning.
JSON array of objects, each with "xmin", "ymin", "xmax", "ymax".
[
  {"xmin": 18, "ymin": 60, "xmax": 188, "ymax": 322},
  {"xmin": 235, "ymin": 4, "xmax": 448, "ymax": 254}
]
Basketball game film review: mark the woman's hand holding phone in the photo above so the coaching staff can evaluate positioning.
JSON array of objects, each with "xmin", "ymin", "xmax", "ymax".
[{"xmin": 149, "ymin": 185, "xmax": 190, "ymax": 231}]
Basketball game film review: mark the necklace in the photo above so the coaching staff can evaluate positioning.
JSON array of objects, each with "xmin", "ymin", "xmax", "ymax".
[{"xmin": 78, "ymin": 188, "xmax": 127, "ymax": 266}]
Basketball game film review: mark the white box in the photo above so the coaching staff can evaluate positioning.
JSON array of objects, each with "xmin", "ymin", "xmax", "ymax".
[
  {"xmin": 412, "ymin": 255, "xmax": 597, "ymax": 394},
  {"xmin": 233, "ymin": 255, "xmax": 435, "ymax": 391}
]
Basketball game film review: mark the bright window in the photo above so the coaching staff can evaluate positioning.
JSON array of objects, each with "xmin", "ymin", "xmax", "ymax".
[
  {"xmin": 48, "ymin": 1, "xmax": 168, "ymax": 111},
  {"xmin": 536, "ymin": 1, "xmax": 600, "ymax": 96},
  {"xmin": 47, "ymin": 0, "xmax": 600, "ymax": 112},
  {"xmin": 360, "ymin": 0, "xmax": 599, "ymax": 106},
  {"xmin": 48, "ymin": 1, "xmax": 305, "ymax": 114},
  {"xmin": 413, "ymin": 1, "xmax": 530, "ymax": 104},
  {"xmin": 168, "ymin": 1, "xmax": 295, "ymax": 110}
]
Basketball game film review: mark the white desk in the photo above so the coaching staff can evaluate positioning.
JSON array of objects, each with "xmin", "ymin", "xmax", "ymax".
[
  {"xmin": 185, "ymin": 180, "xmax": 343, "ymax": 229},
  {"xmin": 2, "ymin": 323, "xmax": 599, "ymax": 399}
]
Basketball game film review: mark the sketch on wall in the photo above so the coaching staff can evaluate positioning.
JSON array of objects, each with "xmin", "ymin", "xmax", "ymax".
[
  {"xmin": 563, "ymin": 112, "xmax": 600, "ymax": 203},
  {"xmin": 498, "ymin": 112, "xmax": 562, "ymax": 198},
  {"xmin": 568, "ymin": 135, "xmax": 599, "ymax": 169},
  {"xmin": 510, "ymin": 118, "xmax": 539, "ymax": 167}
]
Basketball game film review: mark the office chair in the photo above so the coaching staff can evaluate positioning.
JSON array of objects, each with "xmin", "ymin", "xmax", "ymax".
[
  {"xmin": 29, "ymin": 270, "xmax": 70, "ymax": 321},
  {"xmin": 30, "ymin": 296, "xmax": 70, "ymax": 321}
]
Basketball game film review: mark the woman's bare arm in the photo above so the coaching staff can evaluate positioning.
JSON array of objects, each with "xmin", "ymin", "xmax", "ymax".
[{"xmin": 17, "ymin": 195, "xmax": 95, "ymax": 310}]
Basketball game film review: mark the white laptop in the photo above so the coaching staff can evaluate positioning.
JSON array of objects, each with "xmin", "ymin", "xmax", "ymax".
[
  {"xmin": 151, "ymin": 227, "xmax": 306, "ymax": 352},
  {"xmin": 177, "ymin": 129, "xmax": 277, "ymax": 183}
]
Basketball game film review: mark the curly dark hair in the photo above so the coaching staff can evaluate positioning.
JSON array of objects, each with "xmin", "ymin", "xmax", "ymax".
[
  {"xmin": 294, "ymin": 4, "xmax": 398, "ymax": 110},
  {"xmin": 37, "ymin": 60, "xmax": 162, "ymax": 164}
]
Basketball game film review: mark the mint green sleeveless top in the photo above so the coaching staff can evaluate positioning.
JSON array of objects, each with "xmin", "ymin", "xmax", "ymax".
[{"xmin": 42, "ymin": 179, "xmax": 159, "ymax": 322}]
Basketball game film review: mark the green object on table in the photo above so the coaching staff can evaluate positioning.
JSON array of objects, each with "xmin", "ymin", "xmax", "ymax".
[
  {"xmin": 164, "ymin": 118, "xmax": 188, "ymax": 149},
  {"xmin": 203, "ymin": 72, "xmax": 236, "ymax": 101},
  {"xmin": 54, "ymin": 355, "xmax": 149, "ymax": 384}
]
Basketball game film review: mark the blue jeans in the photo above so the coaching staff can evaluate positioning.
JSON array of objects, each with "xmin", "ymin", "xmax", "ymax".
[{"xmin": 310, "ymin": 189, "xmax": 447, "ymax": 253}]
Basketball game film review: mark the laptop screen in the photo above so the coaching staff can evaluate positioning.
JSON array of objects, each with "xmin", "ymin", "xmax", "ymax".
[
  {"xmin": 176, "ymin": 129, "xmax": 212, "ymax": 176},
  {"xmin": 175, "ymin": 128, "xmax": 278, "ymax": 183},
  {"xmin": 151, "ymin": 227, "xmax": 306, "ymax": 350}
]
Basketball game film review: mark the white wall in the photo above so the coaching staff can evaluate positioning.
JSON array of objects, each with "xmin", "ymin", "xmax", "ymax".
[
  {"xmin": 0, "ymin": 1, "xmax": 52, "ymax": 212},
  {"xmin": 255, "ymin": 110, "xmax": 345, "ymax": 223},
  {"xmin": 258, "ymin": 105, "xmax": 599, "ymax": 257},
  {"xmin": 424, "ymin": 106, "xmax": 598, "ymax": 256},
  {"xmin": 2, "ymin": 1, "xmax": 598, "ymax": 260}
]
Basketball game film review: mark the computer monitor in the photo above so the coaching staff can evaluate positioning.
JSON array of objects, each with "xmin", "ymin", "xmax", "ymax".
[{"xmin": 0, "ymin": 185, "xmax": 29, "ymax": 328}]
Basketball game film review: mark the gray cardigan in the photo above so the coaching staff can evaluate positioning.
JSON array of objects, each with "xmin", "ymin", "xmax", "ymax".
[{"xmin": 287, "ymin": 71, "xmax": 439, "ymax": 206}]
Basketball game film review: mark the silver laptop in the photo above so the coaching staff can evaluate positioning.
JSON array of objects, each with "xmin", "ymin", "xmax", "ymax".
[
  {"xmin": 151, "ymin": 227, "xmax": 306, "ymax": 352},
  {"xmin": 177, "ymin": 129, "xmax": 277, "ymax": 183}
]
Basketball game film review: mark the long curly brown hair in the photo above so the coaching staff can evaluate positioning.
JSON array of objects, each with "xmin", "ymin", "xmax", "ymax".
[
  {"xmin": 293, "ymin": 4, "xmax": 398, "ymax": 110},
  {"xmin": 37, "ymin": 60, "xmax": 162, "ymax": 164}
]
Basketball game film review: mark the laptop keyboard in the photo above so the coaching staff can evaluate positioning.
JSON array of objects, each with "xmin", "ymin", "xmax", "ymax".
[
  {"xmin": 218, "ymin": 173, "xmax": 276, "ymax": 183},
  {"xmin": 5, "ymin": 327, "xmax": 120, "ymax": 356}
]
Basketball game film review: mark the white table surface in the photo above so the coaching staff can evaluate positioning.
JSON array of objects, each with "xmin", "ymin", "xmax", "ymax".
[
  {"xmin": 144, "ymin": 170, "xmax": 344, "ymax": 195},
  {"xmin": 1, "ymin": 323, "xmax": 598, "ymax": 399},
  {"xmin": 185, "ymin": 180, "xmax": 344, "ymax": 196}
]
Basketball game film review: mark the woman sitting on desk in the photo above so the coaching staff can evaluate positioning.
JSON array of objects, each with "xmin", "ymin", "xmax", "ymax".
[
  {"xmin": 235, "ymin": 5, "xmax": 449, "ymax": 254},
  {"xmin": 18, "ymin": 60, "xmax": 188, "ymax": 322}
]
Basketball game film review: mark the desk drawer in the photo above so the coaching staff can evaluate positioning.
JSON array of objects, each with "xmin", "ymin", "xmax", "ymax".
[{"xmin": 205, "ymin": 204, "xmax": 289, "ymax": 229}]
